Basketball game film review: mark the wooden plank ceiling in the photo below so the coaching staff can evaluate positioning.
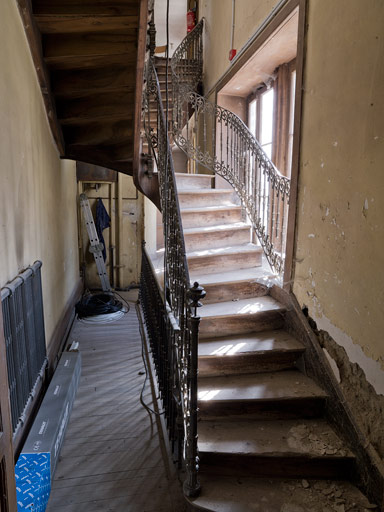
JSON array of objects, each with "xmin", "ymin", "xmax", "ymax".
[{"xmin": 18, "ymin": 0, "xmax": 145, "ymax": 175}]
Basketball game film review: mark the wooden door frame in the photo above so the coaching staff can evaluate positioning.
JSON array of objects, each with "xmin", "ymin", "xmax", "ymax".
[
  {"xmin": 0, "ymin": 299, "xmax": 17, "ymax": 511},
  {"xmin": 210, "ymin": 0, "xmax": 307, "ymax": 291}
]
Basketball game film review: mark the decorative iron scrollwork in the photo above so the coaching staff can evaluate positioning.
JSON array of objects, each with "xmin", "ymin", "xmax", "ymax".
[{"xmin": 171, "ymin": 19, "xmax": 290, "ymax": 275}]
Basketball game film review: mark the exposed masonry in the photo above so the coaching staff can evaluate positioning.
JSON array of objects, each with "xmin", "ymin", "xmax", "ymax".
[{"xmin": 304, "ymin": 311, "xmax": 384, "ymax": 462}]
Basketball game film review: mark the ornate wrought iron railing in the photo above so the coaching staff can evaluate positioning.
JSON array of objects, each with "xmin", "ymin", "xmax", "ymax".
[
  {"xmin": 140, "ymin": 58, "xmax": 204, "ymax": 497},
  {"xmin": 171, "ymin": 19, "xmax": 290, "ymax": 275}
]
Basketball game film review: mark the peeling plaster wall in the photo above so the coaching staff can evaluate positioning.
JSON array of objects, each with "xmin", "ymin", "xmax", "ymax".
[
  {"xmin": 293, "ymin": 0, "xmax": 384, "ymax": 395},
  {"xmin": 0, "ymin": 2, "xmax": 79, "ymax": 349},
  {"xmin": 199, "ymin": 0, "xmax": 384, "ymax": 402},
  {"xmin": 315, "ymin": 325, "xmax": 384, "ymax": 461}
]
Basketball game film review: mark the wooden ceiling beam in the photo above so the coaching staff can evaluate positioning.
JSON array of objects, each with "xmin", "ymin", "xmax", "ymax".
[
  {"xmin": 51, "ymin": 66, "xmax": 135, "ymax": 96},
  {"xmin": 42, "ymin": 32, "xmax": 137, "ymax": 59},
  {"xmin": 16, "ymin": 0, "xmax": 65, "ymax": 155},
  {"xmin": 35, "ymin": 15, "xmax": 139, "ymax": 34},
  {"xmin": 32, "ymin": 0, "xmax": 139, "ymax": 16}
]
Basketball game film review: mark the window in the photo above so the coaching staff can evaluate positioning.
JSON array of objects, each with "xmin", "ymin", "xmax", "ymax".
[
  {"xmin": 287, "ymin": 68, "xmax": 296, "ymax": 176},
  {"xmin": 247, "ymin": 60, "xmax": 296, "ymax": 177},
  {"xmin": 247, "ymin": 86, "xmax": 274, "ymax": 159}
]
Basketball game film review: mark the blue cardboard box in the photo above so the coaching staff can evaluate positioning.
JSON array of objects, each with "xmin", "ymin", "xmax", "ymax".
[{"xmin": 15, "ymin": 351, "xmax": 81, "ymax": 511}]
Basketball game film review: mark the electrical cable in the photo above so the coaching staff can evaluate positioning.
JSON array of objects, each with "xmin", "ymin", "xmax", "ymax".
[
  {"xmin": 75, "ymin": 293, "xmax": 124, "ymax": 318},
  {"xmin": 112, "ymin": 290, "xmax": 132, "ymax": 312},
  {"xmin": 79, "ymin": 310, "xmax": 125, "ymax": 324}
]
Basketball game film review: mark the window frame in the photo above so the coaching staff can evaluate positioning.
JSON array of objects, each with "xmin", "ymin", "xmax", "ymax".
[{"xmin": 246, "ymin": 58, "xmax": 296, "ymax": 177}]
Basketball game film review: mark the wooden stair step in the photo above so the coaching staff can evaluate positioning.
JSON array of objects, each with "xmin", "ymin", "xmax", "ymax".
[
  {"xmin": 178, "ymin": 189, "xmax": 234, "ymax": 208},
  {"xmin": 198, "ymin": 370, "xmax": 327, "ymax": 420},
  {"xmin": 187, "ymin": 243, "xmax": 263, "ymax": 274},
  {"xmin": 199, "ymin": 296, "xmax": 286, "ymax": 338},
  {"xmin": 175, "ymin": 172, "xmax": 214, "ymax": 190},
  {"xmin": 198, "ymin": 419, "xmax": 355, "ymax": 479},
  {"xmin": 189, "ymin": 474, "xmax": 375, "ymax": 512},
  {"xmin": 196, "ymin": 278, "xmax": 270, "ymax": 305},
  {"xmin": 191, "ymin": 266, "xmax": 276, "ymax": 285},
  {"xmin": 184, "ymin": 223, "xmax": 251, "ymax": 251},
  {"xmin": 198, "ymin": 330, "xmax": 305, "ymax": 376},
  {"xmin": 181, "ymin": 205, "xmax": 243, "ymax": 228}
]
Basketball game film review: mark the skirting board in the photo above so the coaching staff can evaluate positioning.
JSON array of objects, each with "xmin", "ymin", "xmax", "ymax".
[{"xmin": 46, "ymin": 278, "xmax": 83, "ymax": 375}]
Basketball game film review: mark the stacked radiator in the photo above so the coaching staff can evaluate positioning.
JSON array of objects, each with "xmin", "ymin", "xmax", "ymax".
[{"xmin": 1, "ymin": 261, "xmax": 47, "ymax": 433}]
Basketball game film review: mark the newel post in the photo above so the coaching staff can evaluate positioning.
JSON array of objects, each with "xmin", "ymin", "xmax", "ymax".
[{"xmin": 183, "ymin": 282, "xmax": 206, "ymax": 498}]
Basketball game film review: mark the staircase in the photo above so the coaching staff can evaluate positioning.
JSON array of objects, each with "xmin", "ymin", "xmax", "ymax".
[
  {"xmin": 140, "ymin": 18, "xmax": 381, "ymax": 511},
  {"xmin": 173, "ymin": 171, "xmax": 376, "ymax": 511}
]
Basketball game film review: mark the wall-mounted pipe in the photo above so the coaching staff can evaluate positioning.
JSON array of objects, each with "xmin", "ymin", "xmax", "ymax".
[{"xmin": 229, "ymin": 0, "xmax": 237, "ymax": 60}]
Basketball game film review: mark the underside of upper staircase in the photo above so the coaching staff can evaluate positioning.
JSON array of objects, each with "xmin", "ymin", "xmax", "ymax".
[{"xmin": 17, "ymin": 0, "xmax": 148, "ymax": 176}]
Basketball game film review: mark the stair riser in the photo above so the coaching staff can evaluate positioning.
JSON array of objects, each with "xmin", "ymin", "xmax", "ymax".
[
  {"xmin": 201, "ymin": 281, "xmax": 269, "ymax": 304},
  {"xmin": 179, "ymin": 192, "xmax": 234, "ymax": 208},
  {"xmin": 181, "ymin": 208, "xmax": 242, "ymax": 228},
  {"xmin": 176, "ymin": 175, "xmax": 213, "ymax": 190},
  {"xmin": 200, "ymin": 310, "xmax": 285, "ymax": 339},
  {"xmin": 198, "ymin": 351, "xmax": 304, "ymax": 377},
  {"xmin": 185, "ymin": 228, "xmax": 251, "ymax": 252},
  {"xmin": 199, "ymin": 453, "xmax": 355, "ymax": 480},
  {"xmin": 198, "ymin": 397, "xmax": 326, "ymax": 421},
  {"xmin": 187, "ymin": 249, "xmax": 262, "ymax": 274}
]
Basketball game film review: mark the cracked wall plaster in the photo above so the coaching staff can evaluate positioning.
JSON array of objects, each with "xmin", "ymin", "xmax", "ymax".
[
  {"xmin": 293, "ymin": 0, "xmax": 384, "ymax": 397},
  {"xmin": 307, "ymin": 315, "xmax": 384, "ymax": 462}
]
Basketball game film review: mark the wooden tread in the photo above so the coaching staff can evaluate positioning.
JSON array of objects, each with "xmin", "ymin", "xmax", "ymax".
[
  {"xmin": 175, "ymin": 172, "xmax": 214, "ymax": 190},
  {"xmin": 199, "ymin": 296, "xmax": 286, "ymax": 338},
  {"xmin": 183, "ymin": 223, "xmax": 251, "ymax": 251},
  {"xmin": 198, "ymin": 330, "xmax": 305, "ymax": 376},
  {"xmin": 187, "ymin": 243, "xmax": 263, "ymax": 274},
  {"xmin": 196, "ymin": 278, "xmax": 270, "ymax": 304},
  {"xmin": 181, "ymin": 205, "xmax": 243, "ymax": 228},
  {"xmin": 198, "ymin": 370, "xmax": 327, "ymax": 420},
  {"xmin": 178, "ymin": 189, "xmax": 234, "ymax": 208},
  {"xmin": 198, "ymin": 419, "xmax": 355, "ymax": 479}
]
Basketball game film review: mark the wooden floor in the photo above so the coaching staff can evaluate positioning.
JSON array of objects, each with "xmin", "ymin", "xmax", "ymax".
[{"xmin": 46, "ymin": 291, "xmax": 187, "ymax": 512}]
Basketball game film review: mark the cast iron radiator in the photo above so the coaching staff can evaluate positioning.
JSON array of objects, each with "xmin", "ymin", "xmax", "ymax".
[{"xmin": 1, "ymin": 261, "xmax": 47, "ymax": 433}]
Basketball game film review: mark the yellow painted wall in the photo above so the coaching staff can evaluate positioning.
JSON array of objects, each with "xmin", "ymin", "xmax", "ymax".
[
  {"xmin": 199, "ymin": 0, "xmax": 277, "ymax": 93},
  {"xmin": 0, "ymin": 2, "xmax": 79, "ymax": 349},
  {"xmin": 199, "ymin": 0, "xmax": 384, "ymax": 393},
  {"xmin": 293, "ymin": 0, "xmax": 384, "ymax": 391}
]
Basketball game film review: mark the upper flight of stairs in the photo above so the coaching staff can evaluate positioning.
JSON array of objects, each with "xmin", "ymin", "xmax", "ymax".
[
  {"xmin": 170, "ymin": 171, "xmax": 376, "ymax": 511},
  {"xmin": 142, "ymin": 57, "xmax": 174, "ymax": 157}
]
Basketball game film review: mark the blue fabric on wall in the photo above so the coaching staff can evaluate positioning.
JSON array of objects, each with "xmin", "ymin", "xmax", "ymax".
[{"xmin": 95, "ymin": 198, "xmax": 111, "ymax": 261}]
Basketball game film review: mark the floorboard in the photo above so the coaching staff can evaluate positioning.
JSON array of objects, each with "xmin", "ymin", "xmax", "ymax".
[{"xmin": 46, "ymin": 291, "xmax": 187, "ymax": 512}]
